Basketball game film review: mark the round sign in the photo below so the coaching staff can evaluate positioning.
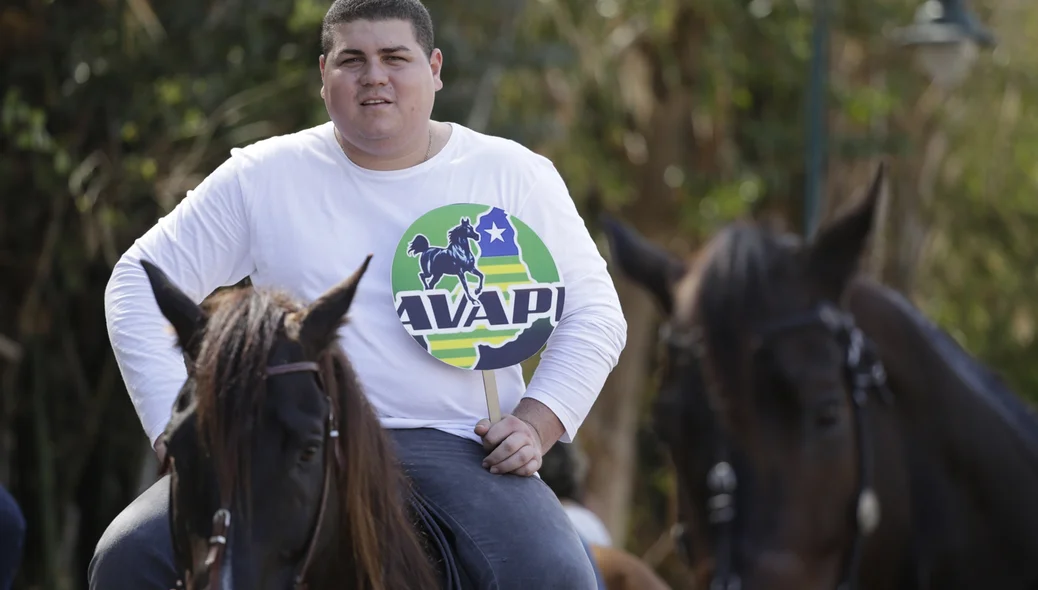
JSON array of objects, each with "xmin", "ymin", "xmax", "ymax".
[{"xmin": 391, "ymin": 204, "xmax": 565, "ymax": 371}]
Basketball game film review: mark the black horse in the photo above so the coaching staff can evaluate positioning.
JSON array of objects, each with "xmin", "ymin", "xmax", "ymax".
[
  {"xmin": 603, "ymin": 165, "xmax": 1038, "ymax": 589},
  {"xmin": 143, "ymin": 256, "xmax": 442, "ymax": 590},
  {"xmin": 408, "ymin": 217, "xmax": 485, "ymax": 305}
]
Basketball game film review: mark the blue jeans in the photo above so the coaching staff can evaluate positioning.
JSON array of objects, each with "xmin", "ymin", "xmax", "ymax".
[
  {"xmin": 580, "ymin": 538, "xmax": 607, "ymax": 590},
  {"xmin": 88, "ymin": 428, "xmax": 597, "ymax": 589},
  {"xmin": 0, "ymin": 485, "xmax": 26, "ymax": 590}
]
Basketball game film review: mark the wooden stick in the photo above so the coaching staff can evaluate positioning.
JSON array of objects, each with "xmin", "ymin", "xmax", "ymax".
[{"xmin": 482, "ymin": 370, "xmax": 501, "ymax": 423}]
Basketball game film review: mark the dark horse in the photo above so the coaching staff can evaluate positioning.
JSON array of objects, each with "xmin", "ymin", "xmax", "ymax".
[
  {"xmin": 142, "ymin": 255, "xmax": 442, "ymax": 590},
  {"xmin": 602, "ymin": 165, "xmax": 1038, "ymax": 590},
  {"xmin": 408, "ymin": 217, "xmax": 485, "ymax": 305}
]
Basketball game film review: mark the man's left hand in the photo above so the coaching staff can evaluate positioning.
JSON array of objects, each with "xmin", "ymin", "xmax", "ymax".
[
  {"xmin": 475, "ymin": 415, "xmax": 543, "ymax": 476},
  {"xmin": 474, "ymin": 398, "xmax": 565, "ymax": 477}
]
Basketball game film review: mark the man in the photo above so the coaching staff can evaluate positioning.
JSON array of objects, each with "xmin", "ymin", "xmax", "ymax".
[{"xmin": 89, "ymin": 0, "xmax": 627, "ymax": 588}]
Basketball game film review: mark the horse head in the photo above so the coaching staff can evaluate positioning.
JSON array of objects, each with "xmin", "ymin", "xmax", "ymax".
[
  {"xmin": 603, "ymin": 165, "xmax": 895, "ymax": 590},
  {"xmin": 452, "ymin": 217, "xmax": 480, "ymax": 245},
  {"xmin": 145, "ymin": 255, "xmax": 438, "ymax": 590}
]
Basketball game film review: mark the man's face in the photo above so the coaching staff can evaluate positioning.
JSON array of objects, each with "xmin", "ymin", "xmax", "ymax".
[{"xmin": 319, "ymin": 19, "xmax": 443, "ymax": 149}]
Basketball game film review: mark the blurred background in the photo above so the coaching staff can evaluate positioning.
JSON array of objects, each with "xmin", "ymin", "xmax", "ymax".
[{"xmin": 0, "ymin": 0, "xmax": 1032, "ymax": 588}]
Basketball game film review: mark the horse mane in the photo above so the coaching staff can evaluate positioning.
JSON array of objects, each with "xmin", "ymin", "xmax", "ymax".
[
  {"xmin": 193, "ymin": 287, "xmax": 287, "ymax": 511},
  {"xmin": 845, "ymin": 278, "xmax": 1038, "ymax": 565},
  {"xmin": 846, "ymin": 279, "xmax": 1038, "ymax": 469},
  {"xmin": 318, "ymin": 344, "xmax": 440, "ymax": 590},
  {"xmin": 191, "ymin": 286, "xmax": 438, "ymax": 590}
]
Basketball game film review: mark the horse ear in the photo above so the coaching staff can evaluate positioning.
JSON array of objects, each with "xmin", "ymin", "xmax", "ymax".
[
  {"xmin": 298, "ymin": 254, "xmax": 373, "ymax": 354},
  {"xmin": 600, "ymin": 214, "xmax": 686, "ymax": 315},
  {"xmin": 806, "ymin": 162, "xmax": 885, "ymax": 300},
  {"xmin": 141, "ymin": 259, "xmax": 208, "ymax": 359}
]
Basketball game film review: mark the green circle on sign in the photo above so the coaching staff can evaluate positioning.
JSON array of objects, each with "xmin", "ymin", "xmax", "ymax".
[{"xmin": 391, "ymin": 203, "xmax": 565, "ymax": 371}]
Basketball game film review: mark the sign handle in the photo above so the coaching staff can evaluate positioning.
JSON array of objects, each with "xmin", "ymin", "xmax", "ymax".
[{"xmin": 482, "ymin": 370, "xmax": 502, "ymax": 423}]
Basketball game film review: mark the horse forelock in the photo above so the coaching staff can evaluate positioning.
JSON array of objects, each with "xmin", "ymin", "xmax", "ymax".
[
  {"xmin": 687, "ymin": 223, "xmax": 782, "ymax": 397},
  {"xmin": 193, "ymin": 288, "xmax": 297, "ymax": 514}
]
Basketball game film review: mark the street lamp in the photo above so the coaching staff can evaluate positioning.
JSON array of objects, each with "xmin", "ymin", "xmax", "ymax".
[
  {"xmin": 803, "ymin": 0, "xmax": 831, "ymax": 238},
  {"xmin": 889, "ymin": 0, "xmax": 995, "ymax": 89}
]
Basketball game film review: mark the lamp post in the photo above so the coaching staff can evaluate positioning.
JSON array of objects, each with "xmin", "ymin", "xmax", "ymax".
[
  {"xmin": 890, "ymin": 0, "xmax": 995, "ymax": 89},
  {"xmin": 802, "ymin": 0, "xmax": 995, "ymax": 237},
  {"xmin": 803, "ymin": 0, "xmax": 830, "ymax": 239}
]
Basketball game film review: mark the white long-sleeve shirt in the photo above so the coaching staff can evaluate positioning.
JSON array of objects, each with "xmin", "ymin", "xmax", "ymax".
[{"xmin": 104, "ymin": 121, "xmax": 628, "ymax": 447}]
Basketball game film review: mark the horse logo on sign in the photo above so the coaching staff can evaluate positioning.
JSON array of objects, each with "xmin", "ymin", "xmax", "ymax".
[
  {"xmin": 406, "ymin": 217, "xmax": 485, "ymax": 305},
  {"xmin": 391, "ymin": 204, "xmax": 565, "ymax": 371}
]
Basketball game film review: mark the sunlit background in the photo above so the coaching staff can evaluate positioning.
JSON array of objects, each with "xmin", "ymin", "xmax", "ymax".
[{"xmin": 1, "ymin": 0, "xmax": 1030, "ymax": 588}]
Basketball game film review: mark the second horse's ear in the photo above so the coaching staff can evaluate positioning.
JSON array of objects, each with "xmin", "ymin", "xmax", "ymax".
[
  {"xmin": 600, "ymin": 214, "xmax": 686, "ymax": 315},
  {"xmin": 806, "ymin": 163, "xmax": 884, "ymax": 300}
]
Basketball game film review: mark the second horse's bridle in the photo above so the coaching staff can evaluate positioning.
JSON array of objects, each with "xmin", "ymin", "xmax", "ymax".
[{"xmin": 662, "ymin": 301, "xmax": 890, "ymax": 590}]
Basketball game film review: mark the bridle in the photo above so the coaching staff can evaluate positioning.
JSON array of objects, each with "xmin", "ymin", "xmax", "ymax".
[
  {"xmin": 661, "ymin": 301, "xmax": 891, "ymax": 590},
  {"xmin": 175, "ymin": 360, "xmax": 342, "ymax": 590}
]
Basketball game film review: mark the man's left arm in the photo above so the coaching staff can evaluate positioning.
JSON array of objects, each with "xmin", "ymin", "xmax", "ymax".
[{"xmin": 476, "ymin": 159, "xmax": 628, "ymax": 475}]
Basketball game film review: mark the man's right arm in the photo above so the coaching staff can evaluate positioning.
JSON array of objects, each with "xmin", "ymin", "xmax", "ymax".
[{"xmin": 105, "ymin": 152, "xmax": 255, "ymax": 450}]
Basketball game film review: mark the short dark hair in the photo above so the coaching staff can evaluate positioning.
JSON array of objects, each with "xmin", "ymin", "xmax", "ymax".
[{"xmin": 321, "ymin": 0, "xmax": 435, "ymax": 58}]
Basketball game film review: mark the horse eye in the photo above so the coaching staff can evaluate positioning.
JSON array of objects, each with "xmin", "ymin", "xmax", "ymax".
[{"xmin": 300, "ymin": 442, "xmax": 321, "ymax": 463}]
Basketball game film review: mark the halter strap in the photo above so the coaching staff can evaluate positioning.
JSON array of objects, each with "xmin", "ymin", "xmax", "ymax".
[
  {"xmin": 266, "ymin": 361, "xmax": 321, "ymax": 377},
  {"xmin": 295, "ymin": 389, "xmax": 341, "ymax": 590}
]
